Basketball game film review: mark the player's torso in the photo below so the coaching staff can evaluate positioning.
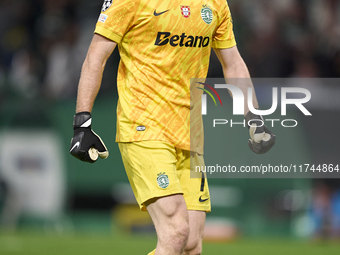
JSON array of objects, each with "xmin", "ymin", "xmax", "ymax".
[{"xmin": 107, "ymin": 0, "xmax": 226, "ymax": 150}]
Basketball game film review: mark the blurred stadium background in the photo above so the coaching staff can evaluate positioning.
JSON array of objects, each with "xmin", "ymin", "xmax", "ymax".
[{"xmin": 0, "ymin": 0, "xmax": 340, "ymax": 254}]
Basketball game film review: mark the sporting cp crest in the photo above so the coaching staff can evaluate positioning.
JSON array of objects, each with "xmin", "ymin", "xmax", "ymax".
[
  {"xmin": 102, "ymin": 0, "xmax": 112, "ymax": 12},
  {"xmin": 201, "ymin": 5, "xmax": 213, "ymax": 24},
  {"xmin": 157, "ymin": 172, "xmax": 169, "ymax": 189},
  {"xmin": 180, "ymin": 6, "xmax": 191, "ymax": 18}
]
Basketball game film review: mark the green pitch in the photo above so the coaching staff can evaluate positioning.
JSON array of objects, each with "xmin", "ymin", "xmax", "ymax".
[{"xmin": 1, "ymin": 231, "xmax": 340, "ymax": 255}]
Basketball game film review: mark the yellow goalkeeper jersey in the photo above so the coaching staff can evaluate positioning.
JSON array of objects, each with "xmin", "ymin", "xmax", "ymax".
[{"xmin": 95, "ymin": 0, "xmax": 236, "ymax": 154}]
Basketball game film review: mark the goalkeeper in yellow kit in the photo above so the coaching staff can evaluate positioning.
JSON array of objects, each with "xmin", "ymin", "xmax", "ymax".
[{"xmin": 70, "ymin": 0, "xmax": 275, "ymax": 254}]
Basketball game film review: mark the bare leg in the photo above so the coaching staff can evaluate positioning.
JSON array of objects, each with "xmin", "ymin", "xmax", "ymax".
[{"xmin": 146, "ymin": 194, "xmax": 190, "ymax": 255}]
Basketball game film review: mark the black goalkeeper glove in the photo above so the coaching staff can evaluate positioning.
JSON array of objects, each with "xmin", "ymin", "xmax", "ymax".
[
  {"xmin": 69, "ymin": 112, "xmax": 109, "ymax": 163},
  {"xmin": 245, "ymin": 111, "xmax": 276, "ymax": 154}
]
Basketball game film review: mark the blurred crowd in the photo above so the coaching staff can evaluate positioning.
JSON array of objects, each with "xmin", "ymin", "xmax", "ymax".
[
  {"xmin": 0, "ymin": 0, "xmax": 339, "ymax": 102},
  {"xmin": 228, "ymin": 0, "xmax": 340, "ymax": 78},
  {"xmin": 0, "ymin": 0, "xmax": 100, "ymax": 101}
]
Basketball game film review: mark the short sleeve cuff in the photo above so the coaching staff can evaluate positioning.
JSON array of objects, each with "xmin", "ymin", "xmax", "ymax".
[
  {"xmin": 212, "ymin": 37, "xmax": 237, "ymax": 49},
  {"xmin": 94, "ymin": 26, "xmax": 123, "ymax": 44}
]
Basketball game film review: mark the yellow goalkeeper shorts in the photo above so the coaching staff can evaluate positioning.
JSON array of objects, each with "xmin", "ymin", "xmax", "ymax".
[{"xmin": 118, "ymin": 141, "xmax": 211, "ymax": 212}]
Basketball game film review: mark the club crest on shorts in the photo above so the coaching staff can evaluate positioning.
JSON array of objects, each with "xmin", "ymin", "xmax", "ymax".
[
  {"xmin": 180, "ymin": 6, "xmax": 191, "ymax": 18},
  {"xmin": 157, "ymin": 172, "xmax": 169, "ymax": 189},
  {"xmin": 201, "ymin": 5, "xmax": 213, "ymax": 24},
  {"xmin": 102, "ymin": 0, "xmax": 112, "ymax": 12}
]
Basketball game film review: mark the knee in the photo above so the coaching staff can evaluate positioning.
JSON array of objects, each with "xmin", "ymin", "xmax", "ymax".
[
  {"xmin": 158, "ymin": 218, "xmax": 190, "ymax": 252},
  {"xmin": 170, "ymin": 220, "xmax": 190, "ymax": 248},
  {"xmin": 174, "ymin": 221, "xmax": 190, "ymax": 247}
]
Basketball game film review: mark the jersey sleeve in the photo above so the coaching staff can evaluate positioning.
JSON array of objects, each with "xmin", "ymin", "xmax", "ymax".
[
  {"xmin": 212, "ymin": 0, "xmax": 236, "ymax": 49},
  {"xmin": 94, "ymin": 0, "xmax": 137, "ymax": 44}
]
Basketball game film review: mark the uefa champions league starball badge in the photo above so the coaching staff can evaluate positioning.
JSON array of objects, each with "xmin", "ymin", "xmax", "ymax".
[
  {"xmin": 201, "ymin": 5, "xmax": 213, "ymax": 24},
  {"xmin": 102, "ymin": 0, "xmax": 112, "ymax": 12},
  {"xmin": 157, "ymin": 172, "xmax": 169, "ymax": 189}
]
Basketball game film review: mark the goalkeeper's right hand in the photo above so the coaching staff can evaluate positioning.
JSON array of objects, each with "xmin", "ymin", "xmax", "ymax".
[{"xmin": 69, "ymin": 112, "xmax": 109, "ymax": 163}]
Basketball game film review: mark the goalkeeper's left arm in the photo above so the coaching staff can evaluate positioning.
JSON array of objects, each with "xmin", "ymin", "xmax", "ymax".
[{"xmin": 214, "ymin": 46, "xmax": 276, "ymax": 154}]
